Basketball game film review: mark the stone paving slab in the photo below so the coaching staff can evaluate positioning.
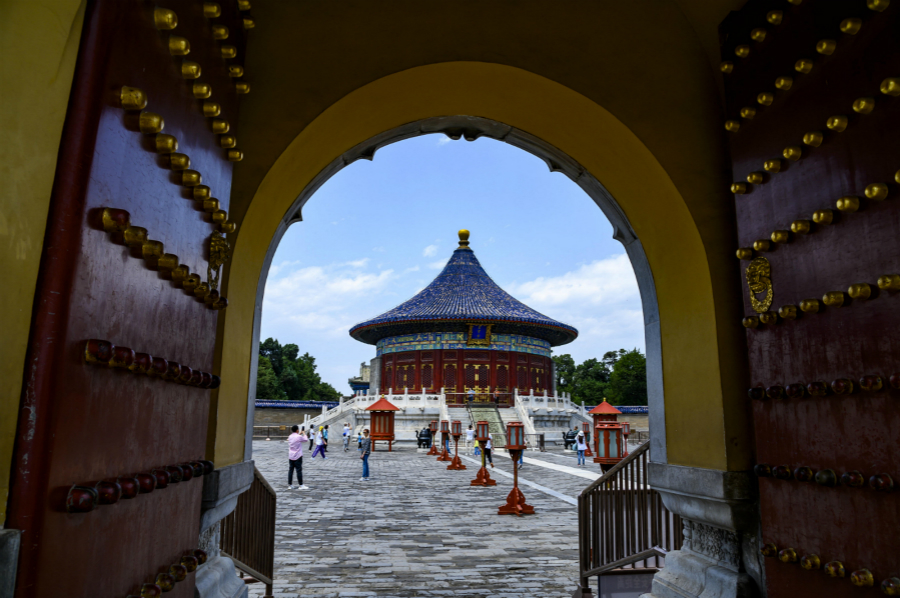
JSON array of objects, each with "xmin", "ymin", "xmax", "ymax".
[{"xmin": 247, "ymin": 440, "xmax": 585, "ymax": 597}]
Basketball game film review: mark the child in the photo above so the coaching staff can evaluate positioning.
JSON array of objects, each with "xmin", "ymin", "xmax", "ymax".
[
  {"xmin": 473, "ymin": 438, "xmax": 481, "ymax": 457},
  {"xmin": 311, "ymin": 426, "xmax": 326, "ymax": 459},
  {"xmin": 575, "ymin": 431, "xmax": 588, "ymax": 466}
]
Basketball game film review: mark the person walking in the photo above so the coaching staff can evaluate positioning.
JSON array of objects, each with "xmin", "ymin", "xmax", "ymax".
[
  {"xmin": 473, "ymin": 438, "xmax": 480, "ymax": 457},
  {"xmin": 357, "ymin": 431, "xmax": 363, "ymax": 453},
  {"xmin": 465, "ymin": 425, "xmax": 474, "ymax": 454},
  {"xmin": 308, "ymin": 426, "xmax": 316, "ymax": 451},
  {"xmin": 360, "ymin": 428, "xmax": 372, "ymax": 481},
  {"xmin": 575, "ymin": 430, "xmax": 588, "ymax": 466},
  {"xmin": 287, "ymin": 425, "xmax": 309, "ymax": 490},
  {"xmin": 311, "ymin": 426, "xmax": 327, "ymax": 459},
  {"xmin": 484, "ymin": 433, "xmax": 494, "ymax": 467},
  {"xmin": 342, "ymin": 422, "xmax": 351, "ymax": 451},
  {"xmin": 322, "ymin": 424, "xmax": 329, "ymax": 453}
]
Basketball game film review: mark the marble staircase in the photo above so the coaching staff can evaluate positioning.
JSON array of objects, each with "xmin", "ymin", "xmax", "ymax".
[{"xmin": 468, "ymin": 406, "xmax": 507, "ymax": 448}]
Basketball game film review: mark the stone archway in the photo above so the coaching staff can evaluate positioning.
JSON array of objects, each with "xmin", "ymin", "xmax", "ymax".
[
  {"xmin": 216, "ymin": 62, "xmax": 750, "ymax": 480},
  {"xmin": 242, "ymin": 114, "xmax": 667, "ymax": 462}
]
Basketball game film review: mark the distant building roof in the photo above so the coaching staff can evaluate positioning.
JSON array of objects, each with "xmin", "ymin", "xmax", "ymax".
[
  {"xmin": 365, "ymin": 397, "xmax": 400, "ymax": 411},
  {"xmin": 588, "ymin": 399, "xmax": 622, "ymax": 415},
  {"xmin": 349, "ymin": 230, "xmax": 578, "ymax": 346}
]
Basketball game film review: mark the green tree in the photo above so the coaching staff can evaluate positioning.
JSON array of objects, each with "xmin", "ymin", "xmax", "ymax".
[
  {"xmin": 259, "ymin": 338, "xmax": 285, "ymax": 376},
  {"xmin": 256, "ymin": 356, "xmax": 284, "ymax": 401},
  {"xmin": 552, "ymin": 354, "xmax": 576, "ymax": 395},
  {"xmin": 571, "ymin": 358, "xmax": 611, "ymax": 405},
  {"xmin": 256, "ymin": 339, "xmax": 342, "ymax": 402},
  {"xmin": 605, "ymin": 349, "xmax": 647, "ymax": 405}
]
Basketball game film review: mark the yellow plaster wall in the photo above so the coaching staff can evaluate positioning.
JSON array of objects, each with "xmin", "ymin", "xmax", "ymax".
[
  {"xmin": 0, "ymin": 0, "xmax": 85, "ymax": 526},
  {"xmin": 215, "ymin": 61, "xmax": 750, "ymax": 472}
]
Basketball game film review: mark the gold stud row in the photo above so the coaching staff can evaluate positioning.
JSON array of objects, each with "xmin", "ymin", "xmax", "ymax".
[
  {"xmin": 120, "ymin": 86, "xmax": 243, "ymax": 167},
  {"xmin": 730, "ymin": 79, "xmax": 899, "ymax": 195},
  {"xmin": 735, "ymin": 173, "xmax": 899, "ymax": 260},
  {"xmin": 152, "ymin": 7, "xmax": 251, "ymax": 97},
  {"xmin": 100, "ymin": 209, "xmax": 227, "ymax": 309},
  {"xmin": 118, "ymin": 87, "xmax": 238, "ymax": 234},
  {"xmin": 742, "ymin": 275, "xmax": 899, "ymax": 328},
  {"xmin": 759, "ymin": 542, "xmax": 892, "ymax": 592},
  {"xmin": 722, "ymin": 1, "xmax": 889, "ymax": 132}
]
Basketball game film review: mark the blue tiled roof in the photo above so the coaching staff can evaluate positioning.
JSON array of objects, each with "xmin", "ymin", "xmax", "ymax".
[{"xmin": 349, "ymin": 246, "xmax": 578, "ymax": 346}]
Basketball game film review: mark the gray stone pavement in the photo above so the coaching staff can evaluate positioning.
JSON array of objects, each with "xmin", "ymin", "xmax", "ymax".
[{"xmin": 247, "ymin": 439, "xmax": 591, "ymax": 598}]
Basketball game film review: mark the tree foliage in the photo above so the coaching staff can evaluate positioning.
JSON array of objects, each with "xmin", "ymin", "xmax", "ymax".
[
  {"xmin": 553, "ymin": 348, "xmax": 647, "ymax": 406},
  {"xmin": 255, "ymin": 338, "xmax": 342, "ymax": 402}
]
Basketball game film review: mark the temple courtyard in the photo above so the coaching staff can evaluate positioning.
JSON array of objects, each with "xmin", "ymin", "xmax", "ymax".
[{"xmin": 246, "ymin": 439, "xmax": 642, "ymax": 598}]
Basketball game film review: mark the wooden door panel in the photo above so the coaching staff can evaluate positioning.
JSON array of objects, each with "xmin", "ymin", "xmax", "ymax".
[
  {"xmin": 721, "ymin": 1, "xmax": 900, "ymax": 594},
  {"xmin": 8, "ymin": 1, "xmax": 247, "ymax": 596}
]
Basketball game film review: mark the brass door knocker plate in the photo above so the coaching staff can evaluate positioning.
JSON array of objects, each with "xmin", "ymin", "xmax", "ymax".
[{"xmin": 746, "ymin": 256, "xmax": 773, "ymax": 313}]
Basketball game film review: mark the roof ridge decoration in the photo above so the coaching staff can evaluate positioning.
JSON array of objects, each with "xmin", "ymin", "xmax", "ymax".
[{"xmin": 349, "ymin": 230, "xmax": 578, "ymax": 347}]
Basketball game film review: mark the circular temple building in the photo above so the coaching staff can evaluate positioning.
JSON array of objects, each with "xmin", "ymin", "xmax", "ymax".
[{"xmin": 349, "ymin": 230, "xmax": 578, "ymax": 406}]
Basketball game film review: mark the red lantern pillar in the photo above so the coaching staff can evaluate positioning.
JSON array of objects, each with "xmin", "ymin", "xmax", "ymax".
[
  {"xmin": 437, "ymin": 420, "xmax": 452, "ymax": 461},
  {"xmin": 594, "ymin": 422, "xmax": 625, "ymax": 472},
  {"xmin": 427, "ymin": 420, "xmax": 439, "ymax": 456},
  {"xmin": 470, "ymin": 420, "xmax": 496, "ymax": 486},
  {"xmin": 447, "ymin": 420, "xmax": 466, "ymax": 470},
  {"xmin": 582, "ymin": 421, "xmax": 593, "ymax": 457},
  {"xmin": 498, "ymin": 421, "xmax": 535, "ymax": 516}
]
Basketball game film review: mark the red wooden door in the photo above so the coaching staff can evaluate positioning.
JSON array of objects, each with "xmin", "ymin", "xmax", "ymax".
[
  {"xmin": 722, "ymin": 1, "xmax": 900, "ymax": 595},
  {"xmin": 7, "ymin": 2, "xmax": 247, "ymax": 596}
]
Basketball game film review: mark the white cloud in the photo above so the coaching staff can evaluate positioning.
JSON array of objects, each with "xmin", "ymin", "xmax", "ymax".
[
  {"xmin": 372, "ymin": 246, "xmax": 386, "ymax": 252},
  {"xmin": 436, "ymin": 136, "xmax": 452, "ymax": 146},
  {"xmin": 343, "ymin": 258, "xmax": 370, "ymax": 268},
  {"xmin": 263, "ymin": 261, "xmax": 395, "ymax": 339},
  {"xmin": 508, "ymin": 254, "xmax": 638, "ymax": 307},
  {"xmin": 506, "ymin": 254, "xmax": 644, "ymax": 353},
  {"xmin": 428, "ymin": 260, "xmax": 447, "ymax": 270},
  {"xmin": 404, "ymin": 265, "xmax": 420, "ymax": 273},
  {"xmin": 422, "ymin": 244, "xmax": 438, "ymax": 257}
]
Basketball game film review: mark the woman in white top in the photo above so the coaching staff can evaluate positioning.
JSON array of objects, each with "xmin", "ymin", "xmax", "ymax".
[
  {"xmin": 465, "ymin": 425, "xmax": 475, "ymax": 454},
  {"xmin": 575, "ymin": 431, "xmax": 588, "ymax": 466},
  {"xmin": 484, "ymin": 433, "xmax": 494, "ymax": 467}
]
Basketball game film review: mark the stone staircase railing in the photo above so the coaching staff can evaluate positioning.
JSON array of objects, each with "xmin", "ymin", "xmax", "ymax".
[
  {"xmin": 513, "ymin": 393, "xmax": 538, "ymax": 437},
  {"xmin": 303, "ymin": 396, "xmax": 359, "ymax": 431}
]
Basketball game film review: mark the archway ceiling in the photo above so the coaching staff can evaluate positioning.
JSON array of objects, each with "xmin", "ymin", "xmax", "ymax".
[{"xmin": 231, "ymin": 0, "xmax": 743, "ymax": 237}]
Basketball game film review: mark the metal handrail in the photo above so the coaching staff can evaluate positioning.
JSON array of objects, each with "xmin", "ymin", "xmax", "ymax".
[
  {"xmin": 582, "ymin": 546, "xmax": 668, "ymax": 578},
  {"xmin": 220, "ymin": 466, "xmax": 276, "ymax": 598},
  {"xmin": 577, "ymin": 441, "xmax": 682, "ymax": 590}
]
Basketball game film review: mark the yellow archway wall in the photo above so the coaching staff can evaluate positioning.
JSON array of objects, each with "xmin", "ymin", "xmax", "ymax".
[
  {"xmin": 215, "ymin": 61, "xmax": 752, "ymax": 473},
  {"xmin": 0, "ymin": 0, "xmax": 85, "ymax": 526}
]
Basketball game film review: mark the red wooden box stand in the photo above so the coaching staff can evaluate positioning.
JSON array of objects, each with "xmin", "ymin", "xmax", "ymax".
[
  {"xmin": 498, "ymin": 447, "xmax": 534, "ymax": 516},
  {"xmin": 366, "ymin": 396, "xmax": 399, "ymax": 452},
  {"xmin": 447, "ymin": 422, "xmax": 466, "ymax": 470},
  {"xmin": 470, "ymin": 420, "xmax": 496, "ymax": 486}
]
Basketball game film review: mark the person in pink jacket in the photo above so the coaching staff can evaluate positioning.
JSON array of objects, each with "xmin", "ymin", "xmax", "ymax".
[{"xmin": 287, "ymin": 425, "xmax": 309, "ymax": 490}]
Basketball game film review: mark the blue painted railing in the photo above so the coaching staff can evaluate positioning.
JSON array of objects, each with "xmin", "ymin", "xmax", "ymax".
[
  {"xmin": 583, "ymin": 405, "xmax": 648, "ymax": 414},
  {"xmin": 255, "ymin": 400, "xmax": 340, "ymax": 409}
]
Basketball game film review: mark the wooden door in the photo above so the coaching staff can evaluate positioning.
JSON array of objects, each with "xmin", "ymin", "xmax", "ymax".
[
  {"xmin": 722, "ymin": 1, "xmax": 900, "ymax": 595},
  {"xmin": 7, "ymin": 2, "xmax": 247, "ymax": 596}
]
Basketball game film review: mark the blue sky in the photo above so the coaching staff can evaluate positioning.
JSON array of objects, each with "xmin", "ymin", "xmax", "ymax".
[{"xmin": 260, "ymin": 134, "xmax": 644, "ymax": 393}]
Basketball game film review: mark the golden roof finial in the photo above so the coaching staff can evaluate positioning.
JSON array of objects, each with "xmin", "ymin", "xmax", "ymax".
[{"xmin": 458, "ymin": 229, "xmax": 470, "ymax": 248}]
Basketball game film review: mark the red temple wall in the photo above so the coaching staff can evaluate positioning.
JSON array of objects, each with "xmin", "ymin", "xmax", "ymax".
[{"xmin": 380, "ymin": 350, "xmax": 551, "ymax": 398}]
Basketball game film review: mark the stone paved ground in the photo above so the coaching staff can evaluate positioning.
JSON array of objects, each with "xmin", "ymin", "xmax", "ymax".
[{"xmin": 248, "ymin": 439, "xmax": 591, "ymax": 598}]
